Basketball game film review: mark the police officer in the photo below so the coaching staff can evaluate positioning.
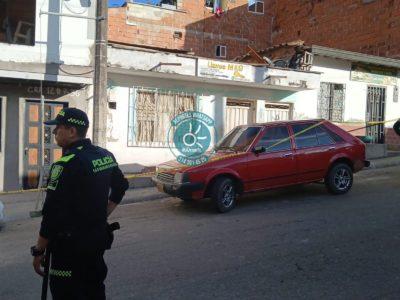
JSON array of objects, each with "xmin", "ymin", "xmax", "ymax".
[{"xmin": 31, "ymin": 107, "xmax": 129, "ymax": 299}]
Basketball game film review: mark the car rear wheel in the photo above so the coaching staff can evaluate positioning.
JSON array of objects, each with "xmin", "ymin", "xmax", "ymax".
[
  {"xmin": 325, "ymin": 163, "xmax": 353, "ymax": 194},
  {"xmin": 211, "ymin": 177, "xmax": 236, "ymax": 213}
]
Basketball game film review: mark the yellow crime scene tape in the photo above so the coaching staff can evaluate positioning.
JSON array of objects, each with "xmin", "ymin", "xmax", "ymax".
[{"xmin": 0, "ymin": 117, "xmax": 398, "ymax": 198}]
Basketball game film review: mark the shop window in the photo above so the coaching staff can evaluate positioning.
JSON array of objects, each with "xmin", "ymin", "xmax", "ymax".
[
  {"xmin": 248, "ymin": 0, "xmax": 264, "ymax": 14},
  {"xmin": 0, "ymin": 0, "xmax": 36, "ymax": 46},
  {"xmin": 318, "ymin": 83, "xmax": 345, "ymax": 122},
  {"xmin": 216, "ymin": 45, "xmax": 226, "ymax": 58},
  {"xmin": 132, "ymin": 0, "xmax": 177, "ymax": 9},
  {"xmin": 128, "ymin": 89, "xmax": 196, "ymax": 147}
]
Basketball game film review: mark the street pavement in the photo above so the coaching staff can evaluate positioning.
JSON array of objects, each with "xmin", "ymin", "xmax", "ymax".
[{"xmin": 0, "ymin": 166, "xmax": 399, "ymax": 299}]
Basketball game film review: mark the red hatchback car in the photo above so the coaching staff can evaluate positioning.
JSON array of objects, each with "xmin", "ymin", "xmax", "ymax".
[{"xmin": 153, "ymin": 119, "xmax": 370, "ymax": 213}]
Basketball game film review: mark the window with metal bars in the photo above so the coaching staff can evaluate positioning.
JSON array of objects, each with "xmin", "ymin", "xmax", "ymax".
[
  {"xmin": 318, "ymin": 82, "xmax": 345, "ymax": 122},
  {"xmin": 128, "ymin": 88, "xmax": 196, "ymax": 147}
]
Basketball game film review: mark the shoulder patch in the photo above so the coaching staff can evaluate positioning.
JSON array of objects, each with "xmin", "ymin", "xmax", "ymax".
[
  {"xmin": 47, "ymin": 164, "xmax": 64, "ymax": 191},
  {"xmin": 57, "ymin": 154, "xmax": 76, "ymax": 163}
]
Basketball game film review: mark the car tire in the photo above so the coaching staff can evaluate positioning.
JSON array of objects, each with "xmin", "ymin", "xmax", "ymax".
[
  {"xmin": 211, "ymin": 177, "xmax": 236, "ymax": 213},
  {"xmin": 325, "ymin": 163, "xmax": 353, "ymax": 195}
]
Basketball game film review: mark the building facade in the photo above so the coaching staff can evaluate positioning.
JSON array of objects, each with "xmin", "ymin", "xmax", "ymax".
[
  {"xmin": 106, "ymin": 44, "xmax": 320, "ymax": 171},
  {"xmin": 0, "ymin": 0, "xmax": 95, "ymax": 191},
  {"xmin": 270, "ymin": 0, "xmax": 400, "ymax": 59},
  {"xmin": 108, "ymin": 0, "xmax": 272, "ymax": 60}
]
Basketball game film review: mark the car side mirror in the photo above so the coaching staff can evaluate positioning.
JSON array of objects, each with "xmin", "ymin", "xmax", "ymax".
[{"xmin": 252, "ymin": 146, "xmax": 265, "ymax": 154}]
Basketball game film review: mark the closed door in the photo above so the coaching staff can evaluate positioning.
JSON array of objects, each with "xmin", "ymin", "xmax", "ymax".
[
  {"xmin": 23, "ymin": 100, "xmax": 66, "ymax": 189},
  {"xmin": 264, "ymin": 103, "xmax": 292, "ymax": 122},
  {"xmin": 292, "ymin": 123, "xmax": 336, "ymax": 182},
  {"xmin": 225, "ymin": 100, "xmax": 255, "ymax": 134},
  {"xmin": 247, "ymin": 125, "xmax": 297, "ymax": 191},
  {"xmin": 366, "ymin": 86, "xmax": 386, "ymax": 143}
]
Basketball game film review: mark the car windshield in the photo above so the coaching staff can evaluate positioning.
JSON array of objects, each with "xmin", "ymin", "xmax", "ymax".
[{"xmin": 215, "ymin": 126, "xmax": 262, "ymax": 152}]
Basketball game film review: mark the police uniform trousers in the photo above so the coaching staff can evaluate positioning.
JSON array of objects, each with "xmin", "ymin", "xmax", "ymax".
[{"xmin": 49, "ymin": 249, "xmax": 107, "ymax": 300}]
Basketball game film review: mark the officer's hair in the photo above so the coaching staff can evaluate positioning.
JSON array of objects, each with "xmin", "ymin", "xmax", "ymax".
[{"xmin": 66, "ymin": 125, "xmax": 88, "ymax": 138}]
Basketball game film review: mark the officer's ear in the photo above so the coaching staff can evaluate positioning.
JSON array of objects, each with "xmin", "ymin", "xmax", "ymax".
[{"xmin": 66, "ymin": 125, "xmax": 79, "ymax": 138}]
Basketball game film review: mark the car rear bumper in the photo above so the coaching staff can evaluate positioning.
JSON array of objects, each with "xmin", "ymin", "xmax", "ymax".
[{"xmin": 152, "ymin": 177, "xmax": 204, "ymax": 199}]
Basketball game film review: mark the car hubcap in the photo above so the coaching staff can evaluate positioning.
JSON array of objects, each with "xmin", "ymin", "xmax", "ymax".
[
  {"xmin": 334, "ymin": 168, "xmax": 351, "ymax": 190},
  {"xmin": 222, "ymin": 184, "xmax": 234, "ymax": 207}
]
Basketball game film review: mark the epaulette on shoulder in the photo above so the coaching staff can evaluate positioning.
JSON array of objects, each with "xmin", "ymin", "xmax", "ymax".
[{"xmin": 56, "ymin": 153, "xmax": 76, "ymax": 163}]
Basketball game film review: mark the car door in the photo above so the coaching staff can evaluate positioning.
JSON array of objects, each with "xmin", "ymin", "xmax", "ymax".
[
  {"xmin": 247, "ymin": 125, "xmax": 297, "ymax": 191},
  {"xmin": 292, "ymin": 122, "xmax": 336, "ymax": 182}
]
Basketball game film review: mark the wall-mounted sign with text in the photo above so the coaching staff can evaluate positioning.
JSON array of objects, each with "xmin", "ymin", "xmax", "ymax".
[
  {"xmin": 197, "ymin": 59, "xmax": 255, "ymax": 83},
  {"xmin": 351, "ymin": 64, "xmax": 398, "ymax": 86}
]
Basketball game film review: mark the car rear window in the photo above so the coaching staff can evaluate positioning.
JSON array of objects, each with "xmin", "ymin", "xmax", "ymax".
[
  {"xmin": 256, "ymin": 126, "xmax": 291, "ymax": 152},
  {"xmin": 292, "ymin": 123, "xmax": 319, "ymax": 149}
]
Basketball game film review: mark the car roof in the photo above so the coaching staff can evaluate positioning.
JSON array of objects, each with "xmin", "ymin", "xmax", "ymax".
[{"xmin": 239, "ymin": 119, "xmax": 329, "ymax": 127}]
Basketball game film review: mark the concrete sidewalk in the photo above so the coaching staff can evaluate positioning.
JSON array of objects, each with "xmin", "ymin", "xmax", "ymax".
[{"xmin": 1, "ymin": 154, "xmax": 400, "ymax": 225}]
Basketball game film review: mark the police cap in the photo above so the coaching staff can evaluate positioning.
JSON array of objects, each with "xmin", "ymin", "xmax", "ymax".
[{"xmin": 44, "ymin": 107, "xmax": 89, "ymax": 128}]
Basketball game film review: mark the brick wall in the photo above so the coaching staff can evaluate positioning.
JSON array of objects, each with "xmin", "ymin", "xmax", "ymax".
[
  {"xmin": 109, "ymin": 0, "xmax": 272, "ymax": 60},
  {"xmin": 270, "ymin": 0, "xmax": 400, "ymax": 59}
]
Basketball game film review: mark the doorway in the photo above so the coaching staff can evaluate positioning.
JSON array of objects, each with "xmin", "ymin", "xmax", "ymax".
[
  {"xmin": 225, "ymin": 99, "xmax": 255, "ymax": 134},
  {"xmin": 366, "ymin": 86, "xmax": 386, "ymax": 144},
  {"xmin": 23, "ymin": 100, "xmax": 67, "ymax": 189}
]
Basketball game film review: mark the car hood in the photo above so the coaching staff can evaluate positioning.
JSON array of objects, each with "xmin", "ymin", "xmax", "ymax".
[{"xmin": 157, "ymin": 151, "xmax": 244, "ymax": 173}]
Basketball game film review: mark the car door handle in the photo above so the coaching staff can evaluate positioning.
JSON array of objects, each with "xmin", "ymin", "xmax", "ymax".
[
  {"xmin": 281, "ymin": 153, "xmax": 293, "ymax": 158},
  {"xmin": 327, "ymin": 147, "xmax": 336, "ymax": 151}
]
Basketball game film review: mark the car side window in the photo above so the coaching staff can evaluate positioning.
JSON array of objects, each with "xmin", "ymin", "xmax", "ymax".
[
  {"xmin": 326, "ymin": 127, "xmax": 344, "ymax": 143},
  {"xmin": 316, "ymin": 125, "xmax": 335, "ymax": 145},
  {"xmin": 256, "ymin": 126, "xmax": 291, "ymax": 152},
  {"xmin": 292, "ymin": 123, "xmax": 319, "ymax": 149}
]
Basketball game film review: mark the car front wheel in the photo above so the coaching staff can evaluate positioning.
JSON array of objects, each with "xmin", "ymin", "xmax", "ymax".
[
  {"xmin": 211, "ymin": 177, "xmax": 236, "ymax": 213},
  {"xmin": 325, "ymin": 163, "xmax": 353, "ymax": 195}
]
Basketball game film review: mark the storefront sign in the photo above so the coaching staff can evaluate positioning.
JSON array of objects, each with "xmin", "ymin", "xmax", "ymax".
[
  {"xmin": 197, "ymin": 59, "xmax": 255, "ymax": 82},
  {"xmin": 27, "ymin": 86, "xmax": 81, "ymax": 97},
  {"xmin": 351, "ymin": 64, "xmax": 398, "ymax": 86}
]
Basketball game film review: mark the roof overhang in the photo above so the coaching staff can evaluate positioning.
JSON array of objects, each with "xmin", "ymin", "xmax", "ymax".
[
  {"xmin": 312, "ymin": 45, "xmax": 400, "ymax": 69},
  {"xmin": 108, "ymin": 67, "xmax": 311, "ymax": 92}
]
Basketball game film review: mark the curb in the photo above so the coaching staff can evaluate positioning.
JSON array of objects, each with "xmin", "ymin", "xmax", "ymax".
[
  {"xmin": 121, "ymin": 191, "xmax": 168, "ymax": 205},
  {"xmin": 127, "ymin": 176, "xmax": 155, "ymax": 189},
  {"xmin": 365, "ymin": 156, "xmax": 400, "ymax": 170}
]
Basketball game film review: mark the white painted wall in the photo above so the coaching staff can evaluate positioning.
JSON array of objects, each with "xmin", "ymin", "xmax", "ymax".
[
  {"xmin": 273, "ymin": 89, "xmax": 319, "ymax": 120},
  {"xmin": 106, "ymin": 86, "xmax": 175, "ymax": 170},
  {"xmin": 108, "ymin": 47, "xmax": 196, "ymax": 76},
  {"xmin": 310, "ymin": 56, "xmax": 400, "ymax": 126},
  {"xmin": 385, "ymin": 85, "xmax": 400, "ymax": 127},
  {"xmin": 0, "ymin": 0, "xmax": 94, "ymax": 66}
]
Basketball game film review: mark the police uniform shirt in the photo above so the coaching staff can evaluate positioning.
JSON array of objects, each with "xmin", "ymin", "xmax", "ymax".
[{"xmin": 40, "ymin": 139, "xmax": 129, "ymax": 251}]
